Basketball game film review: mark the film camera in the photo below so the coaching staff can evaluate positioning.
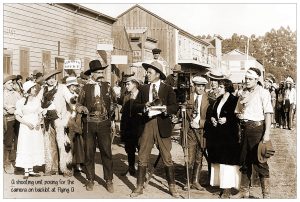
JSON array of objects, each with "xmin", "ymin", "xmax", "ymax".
[{"xmin": 175, "ymin": 72, "xmax": 191, "ymax": 103}]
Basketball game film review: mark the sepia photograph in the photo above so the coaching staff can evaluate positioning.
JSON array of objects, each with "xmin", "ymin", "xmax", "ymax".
[{"xmin": 2, "ymin": 0, "xmax": 297, "ymax": 199}]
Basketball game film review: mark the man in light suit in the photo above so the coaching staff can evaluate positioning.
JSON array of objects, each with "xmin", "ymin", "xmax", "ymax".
[
  {"xmin": 182, "ymin": 76, "xmax": 210, "ymax": 191},
  {"xmin": 130, "ymin": 61, "xmax": 179, "ymax": 198}
]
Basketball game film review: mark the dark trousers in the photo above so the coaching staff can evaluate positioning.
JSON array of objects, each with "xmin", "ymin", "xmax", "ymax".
[
  {"xmin": 84, "ymin": 120, "xmax": 113, "ymax": 181},
  {"xmin": 125, "ymin": 140, "xmax": 138, "ymax": 167},
  {"xmin": 4, "ymin": 119, "xmax": 19, "ymax": 163},
  {"xmin": 138, "ymin": 118, "xmax": 173, "ymax": 167},
  {"xmin": 240, "ymin": 123, "xmax": 269, "ymax": 178}
]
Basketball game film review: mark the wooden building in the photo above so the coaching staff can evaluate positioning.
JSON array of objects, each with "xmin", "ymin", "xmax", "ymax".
[
  {"xmin": 222, "ymin": 49, "xmax": 265, "ymax": 83},
  {"xmin": 113, "ymin": 4, "xmax": 218, "ymax": 81},
  {"xmin": 3, "ymin": 3, "xmax": 116, "ymax": 82}
]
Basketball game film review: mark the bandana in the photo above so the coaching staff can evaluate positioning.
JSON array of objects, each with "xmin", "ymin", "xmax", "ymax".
[{"xmin": 245, "ymin": 70, "xmax": 259, "ymax": 79}]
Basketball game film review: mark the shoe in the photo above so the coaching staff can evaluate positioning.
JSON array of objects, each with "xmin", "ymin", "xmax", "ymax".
[
  {"xmin": 29, "ymin": 172, "xmax": 41, "ymax": 177},
  {"xmin": 63, "ymin": 171, "xmax": 73, "ymax": 178},
  {"xmin": 191, "ymin": 182, "xmax": 206, "ymax": 191},
  {"xmin": 4, "ymin": 164, "xmax": 15, "ymax": 174},
  {"xmin": 106, "ymin": 180, "xmax": 114, "ymax": 193},
  {"xmin": 219, "ymin": 189, "xmax": 231, "ymax": 198},
  {"xmin": 23, "ymin": 172, "xmax": 29, "ymax": 179},
  {"xmin": 86, "ymin": 180, "xmax": 94, "ymax": 191}
]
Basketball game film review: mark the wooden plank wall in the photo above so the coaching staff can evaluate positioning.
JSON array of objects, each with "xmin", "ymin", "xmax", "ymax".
[
  {"xmin": 3, "ymin": 3, "xmax": 113, "ymax": 78},
  {"xmin": 115, "ymin": 7, "xmax": 177, "ymax": 73},
  {"xmin": 111, "ymin": 25, "xmax": 133, "ymax": 83}
]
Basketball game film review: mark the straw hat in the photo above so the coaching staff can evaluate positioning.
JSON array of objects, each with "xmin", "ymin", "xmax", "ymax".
[
  {"xmin": 142, "ymin": 61, "xmax": 166, "ymax": 80},
  {"xmin": 65, "ymin": 77, "xmax": 79, "ymax": 87}
]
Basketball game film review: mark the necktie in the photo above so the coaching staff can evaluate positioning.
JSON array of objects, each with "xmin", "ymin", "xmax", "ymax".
[
  {"xmin": 192, "ymin": 95, "xmax": 199, "ymax": 119},
  {"xmin": 152, "ymin": 84, "xmax": 158, "ymax": 100}
]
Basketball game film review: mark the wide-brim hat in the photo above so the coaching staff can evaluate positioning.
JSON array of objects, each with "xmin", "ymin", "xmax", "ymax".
[
  {"xmin": 206, "ymin": 69, "xmax": 226, "ymax": 80},
  {"xmin": 84, "ymin": 60, "xmax": 108, "ymax": 76},
  {"xmin": 172, "ymin": 64, "xmax": 182, "ymax": 72},
  {"xmin": 142, "ymin": 61, "xmax": 166, "ymax": 80},
  {"xmin": 257, "ymin": 141, "xmax": 275, "ymax": 163},
  {"xmin": 3, "ymin": 74, "xmax": 17, "ymax": 84},
  {"xmin": 23, "ymin": 80, "xmax": 37, "ymax": 93},
  {"xmin": 66, "ymin": 76, "xmax": 79, "ymax": 87},
  {"xmin": 285, "ymin": 77, "xmax": 294, "ymax": 84},
  {"xmin": 43, "ymin": 69, "xmax": 62, "ymax": 81},
  {"xmin": 32, "ymin": 70, "xmax": 41, "ymax": 76}
]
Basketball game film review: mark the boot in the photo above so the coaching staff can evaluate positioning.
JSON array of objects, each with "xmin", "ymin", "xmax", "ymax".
[
  {"xmin": 260, "ymin": 177, "xmax": 270, "ymax": 199},
  {"xmin": 183, "ymin": 167, "xmax": 193, "ymax": 191},
  {"xmin": 232, "ymin": 173, "xmax": 250, "ymax": 198},
  {"xmin": 165, "ymin": 166, "xmax": 180, "ymax": 198},
  {"xmin": 128, "ymin": 153, "xmax": 136, "ymax": 176},
  {"xmin": 130, "ymin": 166, "xmax": 146, "ymax": 197},
  {"xmin": 219, "ymin": 188, "xmax": 231, "ymax": 198},
  {"xmin": 191, "ymin": 162, "xmax": 205, "ymax": 191},
  {"xmin": 4, "ymin": 150, "xmax": 14, "ymax": 174}
]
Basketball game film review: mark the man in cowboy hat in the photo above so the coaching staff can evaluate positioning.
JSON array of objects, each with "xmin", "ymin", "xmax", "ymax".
[
  {"xmin": 283, "ymin": 76, "xmax": 296, "ymax": 130},
  {"xmin": 3, "ymin": 74, "xmax": 22, "ymax": 174},
  {"xmin": 37, "ymin": 69, "xmax": 75, "ymax": 177},
  {"xmin": 234, "ymin": 67, "xmax": 273, "ymax": 198},
  {"xmin": 119, "ymin": 76, "xmax": 142, "ymax": 176},
  {"xmin": 76, "ymin": 59, "xmax": 117, "ymax": 192},
  {"xmin": 165, "ymin": 64, "xmax": 182, "ymax": 89},
  {"xmin": 130, "ymin": 61, "xmax": 180, "ymax": 198},
  {"xmin": 181, "ymin": 76, "xmax": 210, "ymax": 191}
]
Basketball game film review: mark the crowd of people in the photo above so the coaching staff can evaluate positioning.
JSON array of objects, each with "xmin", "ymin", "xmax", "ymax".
[{"xmin": 3, "ymin": 49, "xmax": 296, "ymax": 198}]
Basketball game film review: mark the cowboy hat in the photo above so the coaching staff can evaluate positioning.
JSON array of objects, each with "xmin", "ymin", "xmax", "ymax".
[
  {"xmin": 285, "ymin": 77, "xmax": 294, "ymax": 84},
  {"xmin": 142, "ymin": 61, "xmax": 166, "ymax": 80},
  {"xmin": 43, "ymin": 69, "xmax": 62, "ymax": 81},
  {"xmin": 23, "ymin": 80, "xmax": 37, "ymax": 93},
  {"xmin": 84, "ymin": 60, "xmax": 108, "ymax": 76},
  {"xmin": 172, "ymin": 64, "xmax": 182, "ymax": 72},
  {"xmin": 257, "ymin": 141, "xmax": 275, "ymax": 163},
  {"xmin": 206, "ymin": 69, "xmax": 226, "ymax": 80},
  {"xmin": 3, "ymin": 74, "xmax": 17, "ymax": 84}
]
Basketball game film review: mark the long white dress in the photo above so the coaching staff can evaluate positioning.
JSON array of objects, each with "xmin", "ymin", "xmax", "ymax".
[{"xmin": 15, "ymin": 97, "xmax": 45, "ymax": 168}]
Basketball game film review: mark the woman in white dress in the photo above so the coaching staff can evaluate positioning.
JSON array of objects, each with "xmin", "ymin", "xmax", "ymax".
[{"xmin": 14, "ymin": 81, "xmax": 45, "ymax": 179}]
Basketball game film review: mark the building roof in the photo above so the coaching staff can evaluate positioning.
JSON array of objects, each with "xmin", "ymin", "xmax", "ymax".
[
  {"xmin": 117, "ymin": 4, "xmax": 211, "ymax": 46},
  {"xmin": 222, "ymin": 49, "xmax": 256, "ymax": 61},
  {"xmin": 56, "ymin": 3, "xmax": 117, "ymax": 24}
]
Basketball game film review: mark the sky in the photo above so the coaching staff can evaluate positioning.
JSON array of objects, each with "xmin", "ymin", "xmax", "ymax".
[{"xmin": 80, "ymin": 2, "xmax": 297, "ymax": 39}]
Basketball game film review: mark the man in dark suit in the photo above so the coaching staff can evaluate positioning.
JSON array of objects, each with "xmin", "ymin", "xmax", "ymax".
[
  {"xmin": 130, "ymin": 61, "xmax": 179, "ymax": 198},
  {"xmin": 76, "ymin": 60, "xmax": 117, "ymax": 192},
  {"xmin": 182, "ymin": 76, "xmax": 210, "ymax": 191}
]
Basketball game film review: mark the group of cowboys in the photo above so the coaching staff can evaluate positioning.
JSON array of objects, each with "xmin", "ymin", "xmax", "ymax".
[{"xmin": 3, "ymin": 48, "xmax": 294, "ymax": 198}]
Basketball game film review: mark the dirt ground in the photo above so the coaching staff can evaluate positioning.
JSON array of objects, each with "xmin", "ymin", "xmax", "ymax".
[{"xmin": 3, "ymin": 123, "xmax": 297, "ymax": 199}]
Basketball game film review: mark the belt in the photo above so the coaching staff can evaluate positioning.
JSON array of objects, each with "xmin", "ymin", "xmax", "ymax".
[
  {"xmin": 4, "ymin": 114, "xmax": 15, "ymax": 121},
  {"xmin": 87, "ymin": 114, "xmax": 108, "ymax": 123},
  {"xmin": 240, "ymin": 120, "xmax": 264, "ymax": 127}
]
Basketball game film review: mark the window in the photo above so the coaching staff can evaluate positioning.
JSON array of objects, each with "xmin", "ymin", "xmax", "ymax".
[
  {"xmin": 3, "ymin": 49, "xmax": 12, "ymax": 74},
  {"xmin": 20, "ymin": 47, "xmax": 30, "ymax": 77},
  {"xmin": 42, "ymin": 51, "xmax": 51, "ymax": 74}
]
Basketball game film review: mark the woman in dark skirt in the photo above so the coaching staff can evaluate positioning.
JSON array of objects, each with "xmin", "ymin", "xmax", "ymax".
[{"xmin": 206, "ymin": 79, "xmax": 241, "ymax": 198}]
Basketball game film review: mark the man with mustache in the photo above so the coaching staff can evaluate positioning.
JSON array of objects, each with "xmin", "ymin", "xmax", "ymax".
[{"xmin": 76, "ymin": 60, "xmax": 117, "ymax": 193}]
